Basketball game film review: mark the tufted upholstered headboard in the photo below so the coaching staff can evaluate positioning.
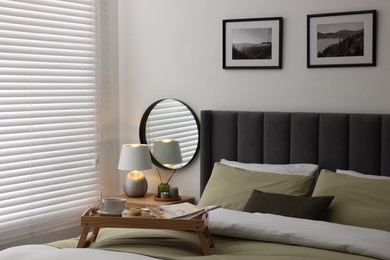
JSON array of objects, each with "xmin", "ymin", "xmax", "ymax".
[{"xmin": 200, "ymin": 110, "xmax": 390, "ymax": 193}]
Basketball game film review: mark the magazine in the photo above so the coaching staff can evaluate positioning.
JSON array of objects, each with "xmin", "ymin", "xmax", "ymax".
[{"xmin": 147, "ymin": 202, "xmax": 220, "ymax": 219}]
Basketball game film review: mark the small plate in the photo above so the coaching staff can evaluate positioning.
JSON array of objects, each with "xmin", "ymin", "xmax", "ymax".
[{"xmin": 97, "ymin": 210, "xmax": 123, "ymax": 216}]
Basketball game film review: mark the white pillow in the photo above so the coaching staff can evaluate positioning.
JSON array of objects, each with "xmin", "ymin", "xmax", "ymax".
[
  {"xmin": 336, "ymin": 169, "xmax": 390, "ymax": 179},
  {"xmin": 220, "ymin": 159, "xmax": 318, "ymax": 177}
]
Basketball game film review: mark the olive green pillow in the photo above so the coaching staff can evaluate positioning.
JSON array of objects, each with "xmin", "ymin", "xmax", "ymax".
[
  {"xmin": 312, "ymin": 169, "xmax": 390, "ymax": 232},
  {"xmin": 198, "ymin": 163, "xmax": 314, "ymax": 211},
  {"xmin": 243, "ymin": 190, "xmax": 334, "ymax": 220}
]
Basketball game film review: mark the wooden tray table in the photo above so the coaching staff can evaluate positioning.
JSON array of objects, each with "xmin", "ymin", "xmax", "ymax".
[{"xmin": 77, "ymin": 207, "xmax": 214, "ymax": 255}]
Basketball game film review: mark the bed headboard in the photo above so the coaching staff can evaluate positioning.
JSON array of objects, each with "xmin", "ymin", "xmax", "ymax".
[{"xmin": 200, "ymin": 110, "xmax": 390, "ymax": 193}]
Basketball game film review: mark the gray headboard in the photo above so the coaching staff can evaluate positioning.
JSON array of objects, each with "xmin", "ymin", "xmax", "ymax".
[{"xmin": 200, "ymin": 110, "xmax": 390, "ymax": 193}]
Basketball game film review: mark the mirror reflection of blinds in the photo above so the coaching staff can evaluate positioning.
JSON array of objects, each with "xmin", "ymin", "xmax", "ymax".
[
  {"xmin": 146, "ymin": 100, "xmax": 198, "ymax": 166},
  {"xmin": 0, "ymin": 0, "xmax": 100, "ymax": 246}
]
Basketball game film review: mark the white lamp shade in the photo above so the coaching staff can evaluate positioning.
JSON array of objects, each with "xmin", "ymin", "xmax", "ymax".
[
  {"xmin": 153, "ymin": 139, "xmax": 183, "ymax": 165},
  {"xmin": 118, "ymin": 144, "xmax": 153, "ymax": 171}
]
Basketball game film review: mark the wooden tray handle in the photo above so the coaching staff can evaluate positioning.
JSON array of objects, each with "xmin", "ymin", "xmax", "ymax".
[{"xmin": 81, "ymin": 207, "xmax": 99, "ymax": 217}]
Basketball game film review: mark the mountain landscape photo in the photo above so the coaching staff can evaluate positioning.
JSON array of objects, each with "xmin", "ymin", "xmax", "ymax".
[
  {"xmin": 231, "ymin": 27, "xmax": 272, "ymax": 60},
  {"xmin": 317, "ymin": 26, "xmax": 364, "ymax": 57},
  {"xmin": 232, "ymin": 42, "xmax": 272, "ymax": 60}
]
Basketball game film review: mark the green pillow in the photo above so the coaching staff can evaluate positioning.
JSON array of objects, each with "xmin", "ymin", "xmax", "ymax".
[
  {"xmin": 198, "ymin": 163, "xmax": 314, "ymax": 211},
  {"xmin": 243, "ymin": 190, "xmax": 334, "ymax": 220},
  {"xmin": 312, "ymin": 169, "xmax": 390, "ymax": 232}
]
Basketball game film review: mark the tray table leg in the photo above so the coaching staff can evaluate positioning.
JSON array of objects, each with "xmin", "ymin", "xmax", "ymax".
[
  {"xmin": 203, "ymin": 226, "xmax": 214, "ymax": 248},
  {"xmin": 77, "ymin": 226, "xmax": 101, "ymax": 248},
  {"xmin": 196, "ymin": 231, "xmax": 209, "ymax": 255},
  {"xmin": 77, "ymin": 227, "xmax": 90, "ymax": 248},
  {"xmin": 87, "ymin": 227, "xmax": 100, "ymax": 245},
  {"xmin": 196, "ymin": 226, "xmax": 214, "ymax": 255}
]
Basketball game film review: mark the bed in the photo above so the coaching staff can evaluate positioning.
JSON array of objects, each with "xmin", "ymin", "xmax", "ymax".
[{"xmin": 1, "ymin": 110, "xmax": 389, "ymax": 260}]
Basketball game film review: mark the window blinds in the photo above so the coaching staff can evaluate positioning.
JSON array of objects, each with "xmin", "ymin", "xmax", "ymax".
[
  {"xmin": 145, "ymin": 100, "xmax": 199, "ymax": 166},
  {"xmin": 0, "ymin": 0, "xmax": 100, "ymax": 245}
]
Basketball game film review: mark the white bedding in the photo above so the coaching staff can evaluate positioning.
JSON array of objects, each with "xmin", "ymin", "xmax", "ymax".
[
  {"xmin": 2, "ymin": 209, "xmax": 390, "ymax": 260},
  {"xmin": 0, "ymin": 245, "xmax": 160, "ymax": 260},
  {"xmin": 208, "ymin": 208, "xmax": 390, "ymax": 260}
]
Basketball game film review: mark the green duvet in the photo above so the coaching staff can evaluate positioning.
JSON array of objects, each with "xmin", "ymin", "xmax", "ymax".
[{"xmin": 48, "ymin": 228, "xmax": 376, "ymax": 260}]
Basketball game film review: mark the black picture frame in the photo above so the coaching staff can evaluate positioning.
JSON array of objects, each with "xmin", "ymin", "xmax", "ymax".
[
  {"xmin": 307, "ymin": 10, "xmax": 376, "ymax": 68},
  {"xmin": 223, "ymin": 17, "xmax": 283, "ymax": 69}
]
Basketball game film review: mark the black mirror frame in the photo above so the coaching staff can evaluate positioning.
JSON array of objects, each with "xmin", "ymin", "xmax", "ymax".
[{"xmin": 139, "ymin": 98, "xmax": 200, "ymax": 170}]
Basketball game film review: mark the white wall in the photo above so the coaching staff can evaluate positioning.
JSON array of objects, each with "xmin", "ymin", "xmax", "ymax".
[{"xmin": 118, "ymin": 0, "xmax": 390, "ymax": 200}]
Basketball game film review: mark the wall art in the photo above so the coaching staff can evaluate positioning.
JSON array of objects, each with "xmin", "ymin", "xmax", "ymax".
[
  {"xmin": 223, "ymin": 17, "xmax": 283, "ymax": 69},
  {"xmin": 307, "ymin": 10, "xmax": 376, "ymax": 68}
]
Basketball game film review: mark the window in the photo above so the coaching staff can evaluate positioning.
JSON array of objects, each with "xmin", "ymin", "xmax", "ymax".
[{"xmin": 0, "ymin": 0, "xmax": 101, "ymax": 245}]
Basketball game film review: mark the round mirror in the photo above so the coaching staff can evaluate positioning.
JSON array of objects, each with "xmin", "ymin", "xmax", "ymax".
[{"xmin": 139, "ymin": 99, "xmax": 200, "ymax": 170}]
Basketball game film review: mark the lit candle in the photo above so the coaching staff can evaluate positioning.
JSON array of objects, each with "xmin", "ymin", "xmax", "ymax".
[{"xmin": 160, "ymin": 192, "xmax": 170, "ymax": 199}]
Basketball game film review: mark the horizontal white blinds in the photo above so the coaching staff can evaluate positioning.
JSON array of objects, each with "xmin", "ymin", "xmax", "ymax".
[
  {"xmin": 0, "ymin": 0, "xmax": 99, "ymax": 245},
  {"xmin": 146, "ymin": 100, "xmax": 199, "ymax": 167}
]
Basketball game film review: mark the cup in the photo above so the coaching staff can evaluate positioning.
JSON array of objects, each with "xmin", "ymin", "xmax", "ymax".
[{"xmin": 97, "ymin": 198, "xmax": 126, "ymax": 213}]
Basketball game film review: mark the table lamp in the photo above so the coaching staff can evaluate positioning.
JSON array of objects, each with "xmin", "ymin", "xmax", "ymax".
[
  {"xmin": 152, "ymin": 139, "xmax": 183, "ymax": 198},
  {"xmin": 118, "ymin": 144, "xmax": 152, "ymax": 197}
]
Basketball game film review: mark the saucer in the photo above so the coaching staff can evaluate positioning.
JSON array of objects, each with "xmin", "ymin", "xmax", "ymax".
[{"xmin": 97, "ymin": 210, "xmax": 123, "ymax": 216}]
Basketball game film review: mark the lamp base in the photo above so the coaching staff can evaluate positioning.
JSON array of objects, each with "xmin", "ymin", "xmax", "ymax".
[{"xmin": 123, "ymin": 171, "xmax": 148, "ymax": 197}]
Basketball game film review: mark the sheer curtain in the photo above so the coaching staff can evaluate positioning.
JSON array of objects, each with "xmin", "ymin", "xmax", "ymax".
[{"xmin": 0, "ymin": 0, "xmax": 101, "ymax": 245}]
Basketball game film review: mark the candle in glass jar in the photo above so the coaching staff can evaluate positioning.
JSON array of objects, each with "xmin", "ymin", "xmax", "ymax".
[
  {"xmin": 170, "ymin": 186, "xmax": 179, "ymax": 198},
  {"xmin": 157, "ymin": 183, "xmax": 170, "ymax": 198},
  {"xmin": 160, "ymin": 192, "xmax": 170, "ymax": 199}
]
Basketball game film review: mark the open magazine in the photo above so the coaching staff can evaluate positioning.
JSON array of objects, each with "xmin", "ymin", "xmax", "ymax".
[{"xmin": 147, "ymin": 202, "xmax": 220, "ymax": 219}]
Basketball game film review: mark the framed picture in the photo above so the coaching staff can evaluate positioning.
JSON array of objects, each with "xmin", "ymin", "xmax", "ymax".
[
  {"xmin": 223, "ymin": 17, "xmax": 283, "ymax": 69},
  {"xmin": 307, "ymin": 10, "xmax": 376, "ymax": 68}
]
